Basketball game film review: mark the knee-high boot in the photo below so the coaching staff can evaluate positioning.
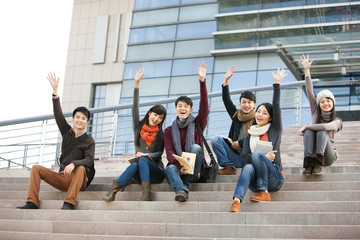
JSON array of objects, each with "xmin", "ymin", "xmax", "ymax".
[
  {"xmin": 140, "ymin": 181, "xmax": 152, "ymax": 201},
  {"xmin": 103, "ymin": 180, "xmax": 122, "ymax": 201}
]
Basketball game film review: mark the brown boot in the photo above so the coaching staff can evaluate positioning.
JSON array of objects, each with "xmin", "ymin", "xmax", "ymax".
[
  {"xmin": 250, "ymin": 190, "xmax": 271, "ymax": 202},
  {"xmin": 312, "ymin": 154, "xmax": 324, "ymax": 175},
  {"xmin": 103, "ymin": 180, "xmax": 122, "ymax": 201},
  {"xmin": 218, "ymin": 165, "xmax": 236, "ymax": 175},
  {"xmin": 140, "ymin": 181, "xmax": 152, "ymax": 201},
  {"xmin": 228, "ymin": 200, "xmax": 240, "ymax": 213},
  {"xmin": 303, "ymin": 156, "xmax": 313, "ymax": 175}
]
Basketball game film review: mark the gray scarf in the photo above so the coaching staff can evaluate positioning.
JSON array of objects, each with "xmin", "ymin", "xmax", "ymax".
[{"xmin": 172, "ymin": 114, "xmax": 195, "ymax": 156}]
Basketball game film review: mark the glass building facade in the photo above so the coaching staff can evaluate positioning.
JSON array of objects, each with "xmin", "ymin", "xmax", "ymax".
[{"xmin": 112, "ymin": 0, "xmax": 360, "ymax": 154}]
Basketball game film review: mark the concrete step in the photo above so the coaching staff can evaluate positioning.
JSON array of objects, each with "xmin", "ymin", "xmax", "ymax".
[
  {"xmin": 3, "ymin": 200, "xmax": 360, "ymax": 213},
  {"xmin": 1, "ymin": 209, "xmax": 359, "ymax": 225},
  {"xmin": 2, "ymin": 190, "xmax": 360, "ymax": 202},
  {"xmin": 0, "ymin": 231, "xmax": 221, "ymax": 240},
  {"xmin": 0, "ymin": 219, "xmax": 359, "ymax": 239},
  {"xmin": 2, "ymin": 181, "xmax": 359, "ymax": 192},
  {"xmin": 0, "ymin": 172, "xmax": 359, "ymax": 184},
  {"xmin": 1, "ymin": 165, "xmax": 359, "ymax": 178}
]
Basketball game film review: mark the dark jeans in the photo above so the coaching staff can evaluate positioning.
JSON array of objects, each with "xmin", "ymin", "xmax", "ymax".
[
  {"xmin": 211, "ymin": 136, "xmax": 247, "ymax": 168},
  {"xmin": 116, "ymin": 157, "xmax": 164, "ymax": 186},
  {"xmin": 303, "ymin": 129, "xmax": 337, "ymax": 166},
  {"xmin": 164, "ymin": 144, "xmax": 203, "ymax": 193},
  {"xmin": 233, "ymin": 152, "xmax": 284, "ymax": 201}
]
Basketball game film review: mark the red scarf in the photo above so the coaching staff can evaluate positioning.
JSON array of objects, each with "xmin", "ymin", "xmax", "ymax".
[{"xmin": 140, "ymin": 124, "xmax": 158, "ymax": 146}]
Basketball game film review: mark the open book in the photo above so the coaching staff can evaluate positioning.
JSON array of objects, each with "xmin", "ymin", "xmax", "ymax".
[
  {"xmin": 223, "ymin": 137, "xmax": 241, "ymax": 153},
  {"xmin": 128, "ymin": 154, "xmax": 154, "ymax": 164},
  {"xmin": 172, "ymin": 152, "xmax": 197, "ymax": 175},
  {"xmin": 256, "ymin": 141, "xmax": 273, "ymax": 155}
]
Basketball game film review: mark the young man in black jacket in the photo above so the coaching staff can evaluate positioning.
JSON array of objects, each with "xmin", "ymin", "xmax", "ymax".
[{"xmin": 211, "ymin": 66, "xmax": 256, "ymax": 175}]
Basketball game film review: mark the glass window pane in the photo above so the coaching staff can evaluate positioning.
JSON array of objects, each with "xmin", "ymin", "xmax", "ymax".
[
  {"xmin": 121, "ymin": 78, "xmax": 170, "ymax": 97},
  {"xmin": 127, "ymin": 43, "xmax": 175, "ymax": 61},
  {"xmin": 132, "ymin": 8, "xmax": 179, "ymax": 27},
  {"xmin": 262, "ymin": 0, "xmax": 304, "ymax": 9},
  {"xmin": 179, "ymin": 4, "xmax": 218, "ymax": 21},
  {"xmin": 217, "ymin": 14, "xmax": 260, "ymax": 31},
  {"xmin": 172, "ymin": 57, "xmax": 214, "ymax": 76},
  {"xmin": 215, "ymin": 32, "xmax": 258, "ymax": 49},
  {"xmin": 181, "ymin": 0, "xmax": 212, "ymax": 4},
  {"xmin": 258, "ymin": 53, "xmax": 287, "ymax": 71},
  {"xmin": 177, "ymin": 21, "xmax": 216, "ymax": 39},
  {"xmin": 129, "ymin": 25, "xmax": 176, "ymax": 43},
  {"xmin": 174, "ymin": 39, "xmax": 214, "ymax": 57},
  {"xmin": 169, "ymin": 75, "xmax": 213, "ymax": 94},
  {"xmin": 211, "ymin": 72, "xmax": 256, "ymax": 92},
  {"xmin": 124, "ymin": 61, "xmax": 172, "ymax": 79},
  {"xmin": 261, "ymin": 10, "xmax": 304, "ymax": 28},
  {"xmin": 214, "ymin": 54, "xmax": 258, "ymax": 72},
  {"xmin": 218, "ymin": 0, "xmax": 261, "ymax": 13},
  {"xmin": 135, "ymin": 0, "xmax": 180, "ymax": 10},
  {"xmin": 306, "ymin": 7, "xmax": 351, "ymax": 24}
]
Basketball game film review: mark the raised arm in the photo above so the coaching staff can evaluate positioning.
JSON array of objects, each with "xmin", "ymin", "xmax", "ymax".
[
  {"xmin": 298, "ymin": 54, "xmax": 317, "ymax": 115},
  {"xmin": 222, "ymin": 66, "xmax": 238, "ymax": 118},
  {"xmin": 271, "ymin": 68, "xmax": 287, "ymax": 131},
  {"xmin": 47, "ymin": 73, "xmax": 71, "ymax": 136},
  {"xmin": 132, "ymin": 68, "xmax": 144, "ymax": 133},
  {"xmin": 195, "ymin": 61, "xmax": 209, "ymax": 131}
]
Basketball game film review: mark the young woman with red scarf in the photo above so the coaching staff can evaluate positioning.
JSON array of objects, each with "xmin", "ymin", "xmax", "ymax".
[{"xmin": 104, "ymin": 68, "xmax": 167, "ymax": 201}]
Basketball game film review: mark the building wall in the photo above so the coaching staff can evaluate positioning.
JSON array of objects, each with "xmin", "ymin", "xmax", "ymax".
[{"xmin": 63, "ymin": 0, "xmax": 135, "ymax": 112}]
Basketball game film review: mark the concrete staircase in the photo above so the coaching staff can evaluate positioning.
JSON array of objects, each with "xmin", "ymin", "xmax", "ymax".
[{"xmin": 0, "ymin": 121, "xmax": 359, "ymax": 239}]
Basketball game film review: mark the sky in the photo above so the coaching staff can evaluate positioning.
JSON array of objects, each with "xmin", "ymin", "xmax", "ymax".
[{"xmin": 0, "ymin": 0, "xmax": 74, "ymax": 122}]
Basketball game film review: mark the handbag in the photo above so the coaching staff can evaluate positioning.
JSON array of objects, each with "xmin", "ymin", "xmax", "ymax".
[{"xmin": 195, "ymin": 121, "xmax": 218, "ymax": 183}]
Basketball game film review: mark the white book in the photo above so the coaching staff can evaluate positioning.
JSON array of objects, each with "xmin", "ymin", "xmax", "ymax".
[{"xmin": 256, "ymin": 141, "xmax": 273, "ymax": 154}]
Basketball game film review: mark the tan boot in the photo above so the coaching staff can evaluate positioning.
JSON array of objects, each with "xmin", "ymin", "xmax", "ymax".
[
  {"xmin": 218, "ymin": 165, "xmax": 236, "ymax": 175},
  {"xmin": 103, "ymin": 180, "xmax": 122, "ymax": 201},
  {"xmin": 140, "ymin": 181, "xmax": 152, "ymax": 201},
  {"xmin": 250, "ymin": 190, "xmax": 271, "ymax": 202}
]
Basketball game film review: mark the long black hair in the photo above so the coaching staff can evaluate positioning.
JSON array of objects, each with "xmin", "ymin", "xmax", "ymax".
[
  {"xmin": 134, "ymin": 104, "xmax": 167, "ymax": 152},
  {"xmin": 256, "ymin": 102, "xmax": 273, "ymax": 123}
]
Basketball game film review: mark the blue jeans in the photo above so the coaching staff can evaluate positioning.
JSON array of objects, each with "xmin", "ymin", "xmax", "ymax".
[
  {"xmin": 211, "ymin": 136, "xmax": 246, "ymax": 168},
  {"xmin": 233, "ymin": 151, "xmax": 284, "ymax": 201},
  {"xmin": 164, "ymin": 144, "xmax": 203, "ymax": 193},
  {"xmin": 116, "ymin": 157, "xmax": 164, "ymax": 186}
]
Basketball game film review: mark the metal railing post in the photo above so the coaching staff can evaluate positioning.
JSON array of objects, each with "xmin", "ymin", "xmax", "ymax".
[
  {"xmin": 111, "ymin": 110, "xmax": 119, "ymax": 156},
  {"xmin": 39, "ymin": 119, "xmax": 48, "ymax": 165},
  {"xmin": 23, "ymin": 145, "xmax": 28, "ymax": 168},
  {"xmin": 298, "ymin": 86, "xmax": 303, "ymax": 126}
]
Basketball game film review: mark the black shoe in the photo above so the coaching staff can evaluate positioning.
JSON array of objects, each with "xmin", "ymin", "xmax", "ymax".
[
  {"xmin": 175, "ymin": 190, "xmax": 188, "ymax": 202},
  {"xmin": 16, "ymin": 202, "xmax": 38, "ymax": 209},
  {"xmin": 61, "ymin": 202, "xmax": 74, "ymax": 210}
]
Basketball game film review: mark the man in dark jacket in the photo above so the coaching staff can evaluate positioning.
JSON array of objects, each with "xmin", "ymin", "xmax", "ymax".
[
  {"xmin": 211, "ymin": 66, "xmax": 256, "ymax": 175},
  {"xmin": 17, "ymin": 73, "xmax": 95, "ymax": 210}
]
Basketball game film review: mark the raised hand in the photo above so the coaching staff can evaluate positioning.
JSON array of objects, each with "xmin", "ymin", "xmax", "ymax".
[
  {"xmin": 134, "ymin": 68, "xmax": 145, "ymax": 89},
  {"xmin": 197, "ymin": 61, "xmax": 207, "ymax": 82},
  {"xmin": 298, "ymin": 54, "xmax": 313, "ymax": 70},
  {"xmin": 272, "ymin": 68, "xmax": 287, "ymax": 84},
  {"xmin": 47, "ymin": 73, "xmax": 60, "ymax": 95},
  {"xmin": 224, "ymin": 66, "xmax": 236, "ymax": 86}
]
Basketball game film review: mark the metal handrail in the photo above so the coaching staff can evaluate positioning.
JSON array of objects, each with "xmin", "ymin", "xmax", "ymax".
[{"xmin": 0, "ymin": 80, "xmax": 320, "ymax": 169}]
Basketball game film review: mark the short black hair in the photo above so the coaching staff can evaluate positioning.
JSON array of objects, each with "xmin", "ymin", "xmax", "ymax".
[
  {"xmin": 72, "ymin": 106, "xmax": 90, "ymax": 121},
  {"xmin": 175, "ymin": 96, "xmax": 193, "ymax": 108},
  {"xmin": 240, "ymin": 91, "xmax": 256, "ymax": 103}
]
